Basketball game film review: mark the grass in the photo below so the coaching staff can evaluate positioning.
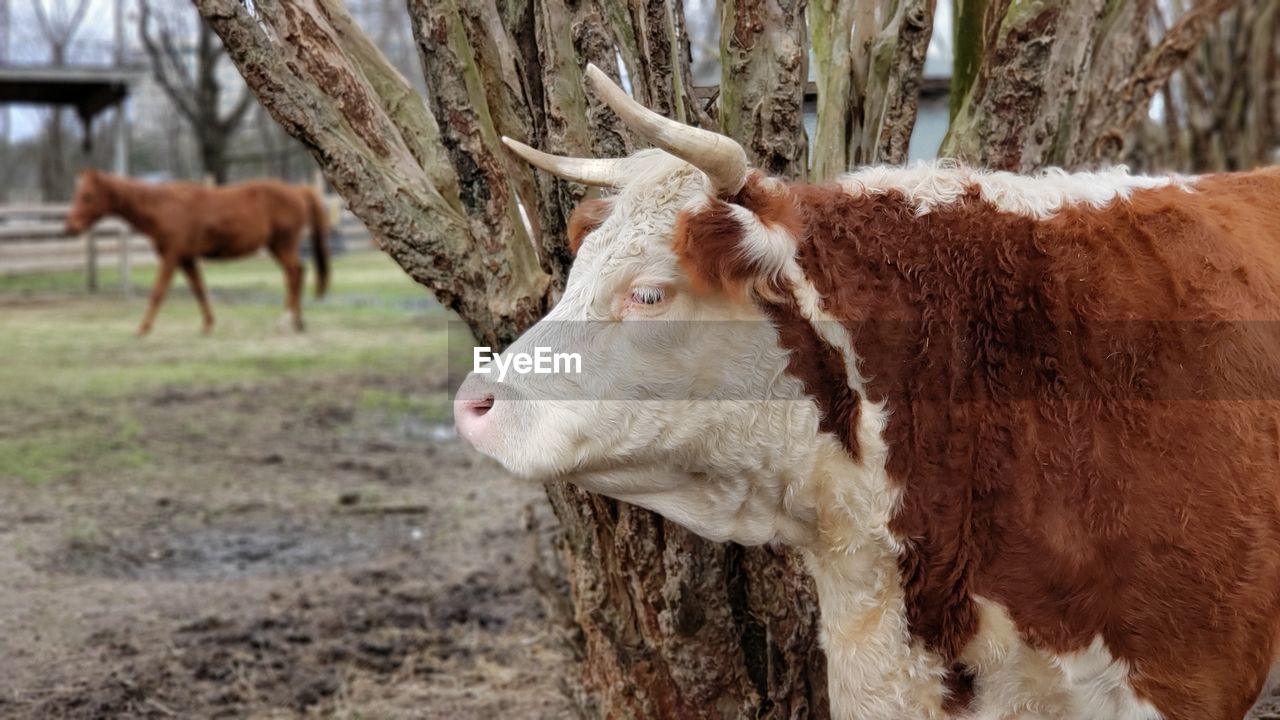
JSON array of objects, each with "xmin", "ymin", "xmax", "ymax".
[
  {"xmin": 0, "ymin": 250, "xmax": 458, "ymax": 484},
  {"xmin": 357, "ymin": 387, "xmax": 455, "ymax": 424},
  {"xmin": 0, "ymin": 249, "xmax": 434, "ymax": 305},
  {"xmin": 0, "ymin": 418, "xmax": 150, "ymax": 486}
]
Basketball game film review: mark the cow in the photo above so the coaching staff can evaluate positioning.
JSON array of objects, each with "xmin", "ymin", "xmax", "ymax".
[{"xmin": 453, "ymin": 64, "xmax": 1280, "ymax": 720}]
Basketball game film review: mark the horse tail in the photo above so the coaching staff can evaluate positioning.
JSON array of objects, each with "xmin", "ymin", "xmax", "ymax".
[{"xmin": 305, "ymin": 187, "xmax": 331, "ymax": 298}]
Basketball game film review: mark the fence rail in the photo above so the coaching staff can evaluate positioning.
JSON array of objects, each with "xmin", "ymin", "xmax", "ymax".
[{"xmin": 0, "ymin": 198, "xmax": 371, "ymax": 292}]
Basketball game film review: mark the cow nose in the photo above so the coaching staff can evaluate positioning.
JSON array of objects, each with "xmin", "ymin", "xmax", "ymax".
[{"xmin": 453, "ymin": 375, "xmax": 496, "ymax": 445}]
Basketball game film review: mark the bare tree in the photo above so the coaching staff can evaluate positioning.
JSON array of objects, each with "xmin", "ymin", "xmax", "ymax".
[
  {"xmin": 33, "ymin": 0, "xmax": 88, "ymax": 64},
  {"xmin": 33, "ymin": 0, "xmax": 90, "ymax": 199},
  {"xmin": 139, "ymin": 0, "xmax": 255, "ymax": 183},
  {"xmin": 192, "ymin": 0, "xmax": 1247, "ymax": 715}
]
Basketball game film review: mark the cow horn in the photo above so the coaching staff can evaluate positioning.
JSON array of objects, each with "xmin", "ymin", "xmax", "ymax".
[
  {"xmin": 501, "ymin": 137, "xmax": 623, "ymax": 188},
  {"xmin": 584, "ymin": 63, "xmax": 748, "ymax": 197}
]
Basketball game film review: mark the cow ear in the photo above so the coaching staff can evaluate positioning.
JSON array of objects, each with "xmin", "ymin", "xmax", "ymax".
[{"xmin": 567, "ymin": 198, "xmax": 613, "ymax": 255}]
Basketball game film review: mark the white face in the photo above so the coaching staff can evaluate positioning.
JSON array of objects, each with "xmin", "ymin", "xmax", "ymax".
[{"xmin": 453, "ymin": 152, "xmax": 822, "ymax": 544}]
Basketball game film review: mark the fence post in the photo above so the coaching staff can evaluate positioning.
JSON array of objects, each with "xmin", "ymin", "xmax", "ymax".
[
  {"xmin": 118, "ymin": 226, "xmax": 130, "ymax": 297},
  {"xmin": 112, "ymin": 99, "xmax": 131, "ymax": 297},
  {"xmin": 85, "ymin": 231, "xmax": 98, "ymax": 293}
]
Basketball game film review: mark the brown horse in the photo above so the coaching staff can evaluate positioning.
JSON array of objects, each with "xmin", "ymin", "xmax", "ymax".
[{"xmin": 65, "ymin": 169, "xmax": 330, "ymax": 335}]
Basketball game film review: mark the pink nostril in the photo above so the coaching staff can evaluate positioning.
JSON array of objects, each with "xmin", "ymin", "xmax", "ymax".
[
  {"xmin": 454, "ymin": 376, "xmax": 496, "ymax": 446},
  {"xmin": 468, "ymin": 395, "xmax": 494, "ymax": 416}
]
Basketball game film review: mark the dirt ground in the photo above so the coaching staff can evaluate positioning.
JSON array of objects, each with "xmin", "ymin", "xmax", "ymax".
[
  {"xmin": 0, "ymin": 372, "xmax": 578, "ymax": 720},
  {"xmin": 0, "ymin": 255, "xmax": 578, "ymax": 719},
  {"xmin": 0, "ymin": 367, "xmax": 584, "ymax": 719}
]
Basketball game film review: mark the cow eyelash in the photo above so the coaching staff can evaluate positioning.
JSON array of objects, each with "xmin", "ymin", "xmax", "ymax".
[{"xmin": 629, "ymin": 286, "xmax": 666, "ymax": 306}]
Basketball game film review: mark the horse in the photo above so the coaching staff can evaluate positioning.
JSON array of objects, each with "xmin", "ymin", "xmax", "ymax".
[{"xmin": 64, "ymin": 169, "xmax": 331, "ymax": 335}]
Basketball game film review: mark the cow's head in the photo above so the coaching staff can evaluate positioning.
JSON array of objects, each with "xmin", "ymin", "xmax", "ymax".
[{"xmin": 453, "ymin": 66, "xmax": 831, "ymax": 545}]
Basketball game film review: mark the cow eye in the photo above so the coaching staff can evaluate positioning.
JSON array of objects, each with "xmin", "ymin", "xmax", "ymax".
[{"xmin": 629, "ymin": 286, "xmax": 665, "ymax": 305}]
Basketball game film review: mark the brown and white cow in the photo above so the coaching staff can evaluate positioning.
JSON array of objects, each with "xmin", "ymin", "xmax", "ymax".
[{"xmin": 454, "ymin": 64, "xmax": 1280, "ymax": 720}]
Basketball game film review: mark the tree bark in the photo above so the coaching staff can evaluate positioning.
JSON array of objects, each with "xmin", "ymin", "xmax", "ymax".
[
  {"xmin": 940, "ymin": 0, "xmax": 1236, "ymax": 171},
  {"xmin": 719, "ymin": 0, "xmax": 809, "ymax": 178},
  {"xmin": 809, "ymin": 0, "xmax": 936, "ymax": 179}
]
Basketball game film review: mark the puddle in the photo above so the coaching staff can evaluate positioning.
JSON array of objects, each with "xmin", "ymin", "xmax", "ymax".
[
  {"xmin": 395, "ymin": 417, "xmax": 456, "ymax": 441},
  {"xmin": 48, "ymin": 516, "xmax": 424, "ymax": 581}
]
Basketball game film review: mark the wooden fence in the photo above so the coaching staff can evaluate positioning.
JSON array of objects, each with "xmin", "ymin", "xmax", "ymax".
[{"xmin": 0, "ymin": 198, "xmax": 371, "ymax": 293}]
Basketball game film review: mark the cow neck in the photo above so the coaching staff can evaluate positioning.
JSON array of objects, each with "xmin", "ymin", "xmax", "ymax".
[{"xmin": 749, "ymin": 183, "xmax": 982, "ymax": 712}]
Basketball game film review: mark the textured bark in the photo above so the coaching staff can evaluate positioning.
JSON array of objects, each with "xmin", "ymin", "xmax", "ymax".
[
  {"xmin": 809, "ymin": 0, "xmax": 936, "ymax": 179},
  {"xmin": 808, "ymin": 0, "xmax": 857, "ymax": 179},
  {"xmin": 602, "ymin": 0, "xmax": 706, "ymax": 127},
  {"xmin": 941, "ymin": 0, "xmax": 1236, "ymax": 171},
  {"xmin": 869, "ymin": 0, "xmax": 936, "ymax": 164},
  {"xmin": 719, "ymin": 0, "xmax": 809, "ymax": 178}
]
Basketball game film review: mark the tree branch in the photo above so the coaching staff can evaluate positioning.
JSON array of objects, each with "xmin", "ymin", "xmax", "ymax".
[
  {"xmin": 33, "ymin": 0, "xmax": 55, "ymax": 44},
  {"xmin": 869, "ymin": 0, "xmax": 937, "ymax": 165},
  {"xmin": 195, "ymin": 0, "xmax": 549, "ymax": 346},
  {"xmin": 1089, "ymin": 0, "xmax": 1237, "ymax": 163},
  {"xmin": 808, "ymin": 0, "xmax": 856, "ymax": 180},
  {"xmin": 138, "ymin": 0, "xmax": 199, "ymax": 123},
  {"xmin": 318, "ymin": 0, "xmax": 464, "ymax": 216}
]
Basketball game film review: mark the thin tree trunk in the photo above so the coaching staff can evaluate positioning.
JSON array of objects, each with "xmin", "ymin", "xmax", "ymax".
[
  {"xmin": 808, "ymin": 0, "xmax": 936, "ymax": 179},
  {"xmin": 719, "ymin": 0, "xmax": 809, "ymax": 178}
]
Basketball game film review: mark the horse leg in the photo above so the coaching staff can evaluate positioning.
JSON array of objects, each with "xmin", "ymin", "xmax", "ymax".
[
  {"xmin": 138, "ymin": 257, "xmax": 177, "ymax": 337},
  {"xmin": 272, "ymin": 245, "xmax": 305, "ymax": 332},
  {"xmin": 179, "ymin": 258, "xmax": 215, "ymax": 333}
]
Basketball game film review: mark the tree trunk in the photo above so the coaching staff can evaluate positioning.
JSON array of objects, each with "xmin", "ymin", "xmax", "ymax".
[
  {"xmin": 194, "ymin": 0, "xmax": 1243, "ymax": 716},
  {"xmin": 940, "ymin": 0, "xmax": 1235, "ymax": 171},
  {"xmin": 40, "ymin": 108, "xmax": 70, "ymax": 201},
  {"xmin": 196, "ymin": 0, "xmax": 830, "ymax": 715},
  {"xmin": 719, "ymin": 0, "xmax": 809, "ymax": 178},
  {"xmin": 200, "ymin": 131, "xmax": 229, "ymax": 184},
  {"xmin": 808, "ymin": 0, "xmax": 936, "ymax": 179}
]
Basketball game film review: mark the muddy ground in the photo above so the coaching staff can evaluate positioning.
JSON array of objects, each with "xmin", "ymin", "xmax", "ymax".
[{"xmin": 0, "ymin": 372, "xmax": 578, "ymax": 719}]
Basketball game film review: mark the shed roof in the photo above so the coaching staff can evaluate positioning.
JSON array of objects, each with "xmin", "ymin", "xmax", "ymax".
[{"xmin": 0, "ymin": 65, "xmax": 146, "ymax": 121}]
